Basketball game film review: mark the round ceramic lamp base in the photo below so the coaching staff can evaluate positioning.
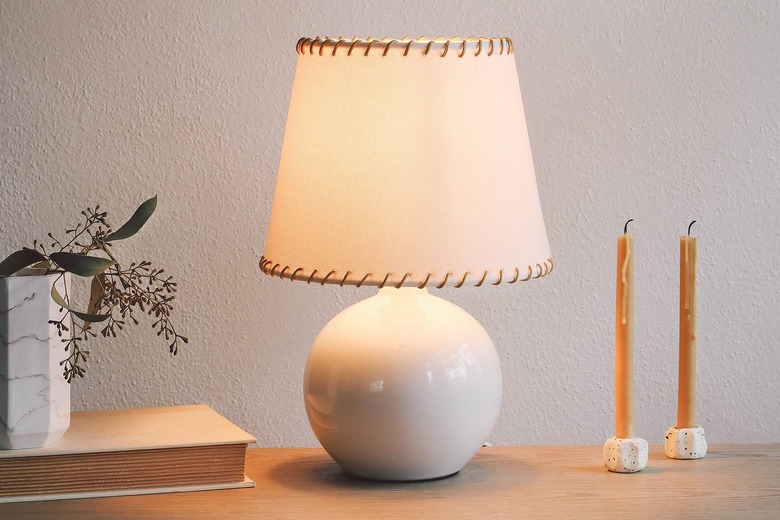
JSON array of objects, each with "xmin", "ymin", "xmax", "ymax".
[{"xmin": 303, "ymin": 287, "xmax": 502, "ymax": 481}]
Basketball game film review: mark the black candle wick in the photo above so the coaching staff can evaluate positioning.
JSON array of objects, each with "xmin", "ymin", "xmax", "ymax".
[
  {"xmin": 688, "ymin": 220, "xmax": 696, "ymax": 236},
  {"xmin": 623, "ymin": 219, "xmax": 634, "ymax": 234}
]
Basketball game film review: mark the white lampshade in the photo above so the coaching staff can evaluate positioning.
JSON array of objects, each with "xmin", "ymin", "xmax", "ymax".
[
  {"xmin": 261, "ymin": 36, "xmax": 555, "ymax": 481},
  {"xmin": 261, "ymin": 36, "xmax": 552, "ymax": 288}
]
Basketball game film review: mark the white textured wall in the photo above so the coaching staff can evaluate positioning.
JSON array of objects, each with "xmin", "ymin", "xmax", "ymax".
[{"xmin": 1, "ymin": 0, "xmax": 778, "ymax": 446}]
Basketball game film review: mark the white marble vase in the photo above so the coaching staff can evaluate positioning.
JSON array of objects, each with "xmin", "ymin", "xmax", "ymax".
[{"xmin": 0, "ymin": 271, "xmax": 70, "ymax": 449}]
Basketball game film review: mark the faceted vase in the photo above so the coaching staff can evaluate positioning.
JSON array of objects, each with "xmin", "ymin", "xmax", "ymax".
[{"xmin": 0, "ymin": 271, "xmax": 70, "ymax": 449}]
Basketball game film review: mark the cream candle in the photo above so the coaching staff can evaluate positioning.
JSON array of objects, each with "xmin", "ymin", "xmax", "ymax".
[
  {"xmin": 615, "ymin": 219, "xmax": 635, "ymax": 439},
  {"xmin": 677, "ymin": 221, "xmax": 697, "ymax": 429}
]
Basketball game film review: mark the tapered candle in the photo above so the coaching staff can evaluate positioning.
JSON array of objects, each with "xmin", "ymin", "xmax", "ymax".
[
  {"xmin": 677, "ymin": 221, "xmax": 697, "ymax": 429},
  {"xmin": 615, "ymin": 220, "xmax": 635, "ymax": 439}
]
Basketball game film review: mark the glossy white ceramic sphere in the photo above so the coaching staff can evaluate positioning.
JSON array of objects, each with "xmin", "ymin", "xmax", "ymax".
[{"xmin": 304, "ymin": 287, "xmax": 502, "ymax": 481}]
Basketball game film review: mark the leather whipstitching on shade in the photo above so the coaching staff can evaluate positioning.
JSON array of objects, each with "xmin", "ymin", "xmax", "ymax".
[
  {"xmin": 296, "ymin": 36, "xmax": 515, "ymax": 58},
  {"xmin": 259, "ymin": 256, "xmax": 554, "ymax": 289}
]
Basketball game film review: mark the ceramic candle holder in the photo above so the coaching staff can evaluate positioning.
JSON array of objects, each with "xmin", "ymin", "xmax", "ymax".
[
  {"xmin": 664, "ymin": 425, "xmax": 707, "ymax": 459},
  {"xmin": 603, "ymin": 436, "xmax": 648, "ymax": 473}
]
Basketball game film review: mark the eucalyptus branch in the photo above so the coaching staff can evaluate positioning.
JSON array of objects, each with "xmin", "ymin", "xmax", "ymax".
[{"xmin": 0, "ymin": 196, "xmax": 186, "ymax": 382}]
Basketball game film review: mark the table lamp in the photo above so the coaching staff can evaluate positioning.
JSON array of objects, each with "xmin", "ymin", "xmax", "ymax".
[{"xmin": 260, "ymin": 36, "xmax": 552, "ymax": 481}]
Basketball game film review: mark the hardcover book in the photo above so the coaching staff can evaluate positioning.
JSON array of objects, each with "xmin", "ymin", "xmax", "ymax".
[{"xmin": 0, "ymin": 404, "xmax": 256, "ymax": 503}]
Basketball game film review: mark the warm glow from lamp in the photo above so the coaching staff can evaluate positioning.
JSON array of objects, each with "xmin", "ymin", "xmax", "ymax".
[{"xmin": 261, "ymin": 36, "xmax": 552, "ymax": 481}]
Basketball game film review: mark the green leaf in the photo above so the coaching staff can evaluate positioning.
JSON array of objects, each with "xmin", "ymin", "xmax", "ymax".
[
  {"xmin": 49, "ymin": 252, "xmax": 115, "ymax": 277},
  {"xmin": 0, "ymin": 248, "xmax": 47, "ymax": 277},
  {"xmin": 104, "ymin": 196, "xmax": 157, "ymax": 242},
  {"xmin": 51, "ymin": 282, "xmax": 110, "ymax": 323}
]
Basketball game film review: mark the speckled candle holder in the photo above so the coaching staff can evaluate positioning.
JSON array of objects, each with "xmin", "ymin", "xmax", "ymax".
[
  {"xmin": 603, "ymin": 436, "xmax": 648, "ymax": 473},
  {"xmin": 664, "ymin": 425, "xmax": 707, "ymax": 459}
]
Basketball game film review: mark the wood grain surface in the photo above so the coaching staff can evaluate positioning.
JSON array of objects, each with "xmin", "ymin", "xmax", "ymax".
[{"xmin": 1, "ymin": 444, "xmax": 777, "ymax": 519}]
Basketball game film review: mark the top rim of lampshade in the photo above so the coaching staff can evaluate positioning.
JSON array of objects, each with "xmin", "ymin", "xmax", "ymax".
[{"xmin": 296, "ymin": 36, "xmax": 515, "ymax": 57}]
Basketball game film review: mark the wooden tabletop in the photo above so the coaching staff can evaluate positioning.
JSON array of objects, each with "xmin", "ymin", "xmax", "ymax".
[{"xmin": 1, "ymin": 444, "xmax": 778, "ymax": 519}]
